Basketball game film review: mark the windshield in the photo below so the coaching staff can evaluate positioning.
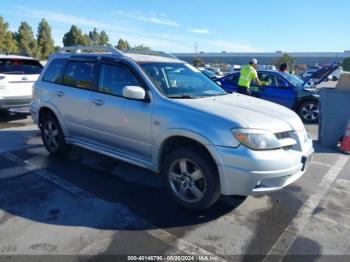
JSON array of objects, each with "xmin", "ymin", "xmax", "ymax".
[
  {"xmin": 280, "ymin": 72, "xmax": 310, "ymax": 88},
  {"xmin": 139, "ymin": 62, "xmax": 226, "ymax": 98},
  {"xmin": 0, "ymin": 59, "xmax": 43, "ymax": 75}
]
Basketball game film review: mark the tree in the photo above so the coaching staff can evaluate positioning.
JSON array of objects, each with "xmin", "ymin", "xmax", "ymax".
[
  {"xmin": 37, "ymin": 19, "xmax": 54, "ymax": 59},
  {"xmin": 81, "ymin": 34, "xmax": 91, "ymax": 46},
  {"xmin": 0, "ymin": 16, "xmax": 18, "ymax": 53},
  {"xmin": 99, "ymin": 30, "xmax": 109, "ymax": 46},
  {"xmin": 132, "ymin": 44, "xmax": 151, "ymax": 51},
  {"xmin": 63, "ymin": 25, "xmax": 91, "ymax": 46},
  {"xmin": 124, "ymin": 40, "xmax": 131, "ymax": 50},
  {"xmin": 342, "ymin": 57, "xmax": 350, "ymax": 72},
  {"xmin": 15, "ymin": 21, "xmax": 39, "ymax": 57},
  {"xmin": 89, "ymin": 28, "xmax": 101, "ymax": 45},
  {"xmin": 88, "ymin": 28, "xmax": 100, "ymax": 45},
  {"xmin": 88, "ymin": 28, "xmax": 109, "ymax": 46},
  {"xmin": 116, "ymin": 39, "xmax": 127, "ymax": 50},
  {"xmin": 193, "ymin": 58, "xmax": 205, "ymax": 67},
  {"xmin": 275, "ymin": 53, "xmax": 295, "ymax": 70}
]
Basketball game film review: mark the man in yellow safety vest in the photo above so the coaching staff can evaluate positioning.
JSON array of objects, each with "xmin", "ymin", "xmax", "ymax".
[{"xmin": 237, "ymin": 58, "xmax": 261, "ymax": 95}]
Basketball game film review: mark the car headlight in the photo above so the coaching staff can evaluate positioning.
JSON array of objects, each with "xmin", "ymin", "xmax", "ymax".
[{"xmin": 232, "ymin": 129, "xmax": 281, "ymax": 150}]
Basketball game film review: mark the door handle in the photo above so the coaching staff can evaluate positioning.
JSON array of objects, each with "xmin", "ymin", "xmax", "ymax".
[
  {"xmin": 92, "ymin": 99, "xmax": 104, "ymax": 106},
  {"xmin": 55, "ymin": 91, "xmax": 64, "ymax": 97}
]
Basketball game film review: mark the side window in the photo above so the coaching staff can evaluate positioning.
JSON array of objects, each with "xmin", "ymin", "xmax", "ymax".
[
  {"xmin": 259, "ymin": 73, "xmax": 278, "ymax": 87},
  {"xmin": 277, "ymin": 76, "xmax": 289, "ymax": 88},
  {"xmin": 98, "ymin": 63, "xmax": 142, "ymax": 96},
  {"xmin": 63, "ymin": 61, "xmax": 96, "ymax": 89},
  {"xmin": 43, "ymin": 59, "xmax": 67, "ymax": 83}
]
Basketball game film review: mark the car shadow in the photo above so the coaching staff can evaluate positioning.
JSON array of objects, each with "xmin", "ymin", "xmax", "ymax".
[
  {"xmin": 0, "ymin": 130, "xmax": 246, "ymax": 231},
  {"xmin": 0, "ymin": 109, "xmax": 30, "ymax": 128}
]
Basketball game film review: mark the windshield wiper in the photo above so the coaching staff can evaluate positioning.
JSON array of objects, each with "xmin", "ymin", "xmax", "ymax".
[{"xmin": 168, "ymin": 94, "xmax": 198, "ymax": 99}]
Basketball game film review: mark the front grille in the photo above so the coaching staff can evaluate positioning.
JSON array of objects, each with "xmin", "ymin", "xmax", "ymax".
[
  {"xmin": 274, "ymin": 131, "xmax": 294, "ymax": 150},
  {"xmin": 275, "ymin": 131, "xmax": 291, "ymax": 140}
]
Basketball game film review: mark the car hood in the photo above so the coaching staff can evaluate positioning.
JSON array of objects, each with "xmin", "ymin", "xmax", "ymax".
[
  {"xmin": 303, "ymin": 63, "xmax": 339, "ymax": 86},
  {"xmin": 177, "ymin": 94, "xmax": 305, "ymax": 132}
]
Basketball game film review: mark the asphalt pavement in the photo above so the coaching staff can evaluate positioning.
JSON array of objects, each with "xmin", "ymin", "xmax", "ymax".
[{"xmin": 0, "ymin": 109, "xmax": 349, "ymax": 261}]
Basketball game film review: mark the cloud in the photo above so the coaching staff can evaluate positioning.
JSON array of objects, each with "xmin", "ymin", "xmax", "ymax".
[
  {"xmin": 114, "ymin": 10, "xmax": 180, "ymax": 27},
  {"xmin": 189, "ymin": 28, "xmax": 211, "ymax": 34},
  {"xmin": 109, "ymin": 32, "xmax": 193, "ymax": 53},
  {"xmin": 7, "ymin": 7, "xmax": 259, "ymax": 52},
  {"xmin": 17, "ymin": 8, "xmax": 129, "ymax": 32}
]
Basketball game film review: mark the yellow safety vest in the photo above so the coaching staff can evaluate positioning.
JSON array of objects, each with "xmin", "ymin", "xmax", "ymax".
[{"xmin": 238, "ymin": 65, "xmax": 258, "ymax": 88}]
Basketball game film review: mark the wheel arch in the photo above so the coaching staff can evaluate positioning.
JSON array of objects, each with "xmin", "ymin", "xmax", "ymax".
[
  {"xmin": 38, "ymin": 103, "xmax": 69, "ymax": 137},
  {"xmin": 294, "ymin": 97, "xmax": 319, "ymax": 111},
  {"xmin": 154, "ymin": 129, "xmax": 223, "ymax": 174}
]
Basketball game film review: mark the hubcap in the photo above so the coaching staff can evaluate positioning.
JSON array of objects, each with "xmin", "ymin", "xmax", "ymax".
[
  {"xmin": 301, "ymin": 103, "xmax": 319, "ymax": 121},
  {"xmin": 43, "ymin": 120, "xmax": 59, "ymax": 151},
  {"xmin": 168, "ymin": 158, "xmax": 206, "ymax": 203}
]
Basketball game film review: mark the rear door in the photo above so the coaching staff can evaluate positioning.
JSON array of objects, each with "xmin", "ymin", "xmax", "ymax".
[
  {"xmin": 43, "ymin": 57, "xmax": 97, "ymax": 140},
  {"xmin": 0, "ymin": 58, "xmax": 43, "ymax": 98},
  {"xmin": 257, "ymin": 72, "xmax": 296, "ymax": 108}
]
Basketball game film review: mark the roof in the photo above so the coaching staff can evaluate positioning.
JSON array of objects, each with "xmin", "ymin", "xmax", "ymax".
[
  {"xmin": 50, "ymin": 52, "xmax": 183, "ymax": 64},
  {"xmin": 123, "ymin": 53, "xmax": 182, "ymax": 63},
  {"xmin": 231, "ymin": 69, "xmax": 284, "ymax": 74},
  {"xmin": 0, "ymin": 54, "xmax": 37, "ymax": 60}
]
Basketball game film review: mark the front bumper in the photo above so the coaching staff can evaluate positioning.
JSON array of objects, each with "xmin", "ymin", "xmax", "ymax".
[
  {"xmin": 214, "ymin": 130, "xmax": 314, "ymax": 195},
  {"xmin": 0, "ymin": 96, "xmax": 32, "ymax": 109}
]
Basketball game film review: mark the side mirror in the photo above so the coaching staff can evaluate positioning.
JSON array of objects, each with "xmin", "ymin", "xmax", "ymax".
[{"xmin": 122, "ymin": 86, "xmax": 146, "ymax": 100}]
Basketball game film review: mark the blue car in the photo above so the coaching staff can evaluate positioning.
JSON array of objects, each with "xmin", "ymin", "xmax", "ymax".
[{"xmin": 218, "ymin": 64, "xmax": 339, "ymax": 123}]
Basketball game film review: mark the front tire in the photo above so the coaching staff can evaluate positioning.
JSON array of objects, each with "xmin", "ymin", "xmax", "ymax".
[
  {"xmin": 41, "ymin": 113, "xmax": 71, "ymax": 156},
  {"xmin": 162, "ymin": 147, "xmax": 221, "ymax": 210},
  {"xmin": 298, "ymin": 100, "xmax": 319, "ymax": 123}
]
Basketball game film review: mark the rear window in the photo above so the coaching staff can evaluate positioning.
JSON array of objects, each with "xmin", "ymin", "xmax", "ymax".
[
  {"xmin": 63, "ymin": 61, "xmax": 96, "ymax": 89},
  {"xmin": 43, "ymin": 59, "xmax": 68, "ymax": 84},
  {"xmin": 0, "ymin": 59, "xmax": 43, "ymax": 75}
]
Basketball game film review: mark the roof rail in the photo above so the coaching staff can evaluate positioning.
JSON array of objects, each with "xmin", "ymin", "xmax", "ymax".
[
  {"xmin": 58, "ymin": 46, "xmax": 124, "ymax": 56},
  {"xmin": 124, "ymin": 50, "xmax": 178, "ymax": 59}
]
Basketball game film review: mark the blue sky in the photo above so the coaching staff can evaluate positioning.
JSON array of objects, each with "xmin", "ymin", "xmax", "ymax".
[{"xmin": 1, "ymin": 0, "xmax": 349, "ymax": 52}]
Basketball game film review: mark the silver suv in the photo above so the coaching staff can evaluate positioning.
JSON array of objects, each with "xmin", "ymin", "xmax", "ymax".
[{"xmin": 31, "ymin": 46, "xmax": 314, "ymax": 210}]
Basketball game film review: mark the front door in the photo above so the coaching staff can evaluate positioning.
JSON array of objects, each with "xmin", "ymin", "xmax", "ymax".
[
  {"xmin": 257, "ymin": 72, "xmax": 296, "ymax": 108},
  {"xmin": 90, "ymin": 61, "xmax": 153, "ymax": 159}
]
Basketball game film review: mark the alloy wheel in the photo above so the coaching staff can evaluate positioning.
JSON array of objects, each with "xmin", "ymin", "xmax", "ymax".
[
  {"xmin": 301, "ymin": 103, "xmax": 319, "ymax": 122},
  {"xmin": 43, "ymin": 120, "xmax": 60, "ymax": 152},
  {"xmin": 168, "ymin": 158, "xmax": 207, "ymax": 203}
]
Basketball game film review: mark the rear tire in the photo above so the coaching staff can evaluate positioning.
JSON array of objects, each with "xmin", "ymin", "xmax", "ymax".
[
  {"xmin": 162, "ymin": 147, "xmax": 221, "ymax": 210},
  {"xmin": 40, "ymin": 113, "xmax": 71, "ymax": 156},
  {"xmin": 298, "ymin": 100, "xmax": 319, "ymax": 123}
]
